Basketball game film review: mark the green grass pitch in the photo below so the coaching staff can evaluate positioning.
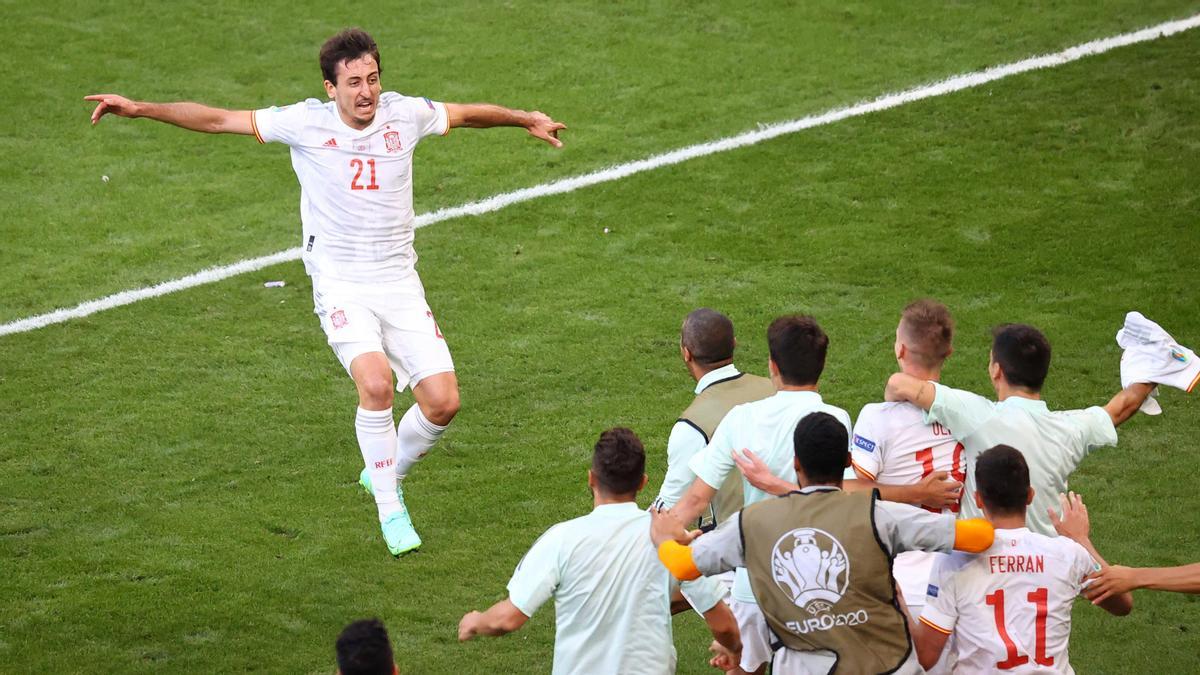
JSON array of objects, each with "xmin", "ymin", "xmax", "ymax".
[{"xmin": 1, "ymin": 1, "xmax": 1199, "ymax": 672}]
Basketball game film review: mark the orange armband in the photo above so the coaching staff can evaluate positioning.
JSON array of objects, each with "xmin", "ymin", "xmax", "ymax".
[
  {"xmin": 657, "ymin": 541, "xmax": 702, "ymax": 581},
  {"xmin": 954, "ymin": 518, "xmax": 995, "ymax": 553}
]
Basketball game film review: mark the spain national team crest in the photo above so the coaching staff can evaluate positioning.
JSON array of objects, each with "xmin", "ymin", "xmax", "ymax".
[
  {"xmin": 384, "ymin": 131, "xmax": 402, "ymax": 153},
  {"xmin": 771, "ymin": 528, "xmax": 850, "ymax": 613},
  {"xmin": 331, "ymin": 309, "xmax": 348, "ymax": 329}
]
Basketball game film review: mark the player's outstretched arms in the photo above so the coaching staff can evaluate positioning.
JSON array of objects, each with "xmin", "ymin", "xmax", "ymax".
[
  {"xmin": 732, "ymin": 448, "xmax": 798, "ymax": 496},
  {"xmin": 457, "ymin": 599, "xmax": 529, "ymax": 641},
  {"xmin": 445, "ymin": 103, "xmax": 566, "ymax": 147},
  {"xmin": 1102, "ymin": 382, "xmax": 1156, "ymax": 427},
  {"xmin": 85, "ymin": 94, "xmax": 254, "ymax": 135}
]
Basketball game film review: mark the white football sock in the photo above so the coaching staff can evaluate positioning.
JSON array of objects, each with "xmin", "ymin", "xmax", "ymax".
[
  {"xmin": 355, "ymin": 407, "xmax": 401, "ymax": 520},
  {"xmin": 395, "ymin": 404, "xmax": 447, "ymax": 480}
]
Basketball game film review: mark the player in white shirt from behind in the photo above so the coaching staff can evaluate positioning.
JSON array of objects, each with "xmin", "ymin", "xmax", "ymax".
[
  {"xmin": 669, "ymin": 315, "xmax": 852, "ymax": 675},
  {"xmin": 851, "ymin": 299, "xmax": 965, "ymax": 674},
  {"xmin": 457, "ymin": 428, "xmax": 740, "ymax": 675},
  {"xmin": 885, "ymin": 322, "xmax": 1156, "ymax": 538},
  {"xmin": 86, "ymin": 29, "xmax": 566, "ymax": 556},
  {"xmin": 914, "ymin": 445, "xmax": 1132, "ymax": 673}
]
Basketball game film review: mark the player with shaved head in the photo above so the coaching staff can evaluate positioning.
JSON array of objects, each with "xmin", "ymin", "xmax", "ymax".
[{"xmin": 86, "ymin": 28, "xmax": 566, "ymax": 556}]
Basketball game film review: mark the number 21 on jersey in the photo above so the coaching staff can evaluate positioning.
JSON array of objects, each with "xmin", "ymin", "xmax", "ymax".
[{"xmin": 350, "ymin": 158, "xmax": 379, "ymax": 190}]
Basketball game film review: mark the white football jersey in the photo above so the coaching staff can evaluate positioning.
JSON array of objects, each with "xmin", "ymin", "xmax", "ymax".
[
  {"xmin": 253, "ymin": 92, "xmax": 449, "ymax": 283},
  {"xmin": 920, "ymin": 528, "xmax": 1097, "ymax": 675},
  {"xmin": 851, "ymin": 401, "xmax": 965, "ymax": 607}
]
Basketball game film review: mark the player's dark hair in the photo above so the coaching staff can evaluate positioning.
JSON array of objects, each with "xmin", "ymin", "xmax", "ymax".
[
  {"xmin": 591, "ymin": 427, "xmax": 646, "ymax": 496},
  {"xmin": 792, "ymin": 412, "xmax": 848, "ymax": 484},
  {"xmin": 681, "ymin": 308, "xmax": 735, "ymax": 366},
  {"xmin": 991, "ymin": 324, "xmax": 1051, "ymax": 392},
  {"xmin": 975, "ymin": 445, "xmax": 1031, "ymax": 517},
  {"xmin": 335, "ymin": 618, "xmax": 394, "ymax": 675},
  {"xmin": 900, "ymin": 299, "xmax": 954, "ymax": 369},
  {"xmin": 320, "ymin": 28, "xmax": 382, "ymax": 85},
  {"xmin": 767, "ymin": 315, "xmax": 828, "ymax": 386}
]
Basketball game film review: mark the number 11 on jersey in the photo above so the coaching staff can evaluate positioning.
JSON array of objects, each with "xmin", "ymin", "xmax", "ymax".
[{"xmin": 350, "ymin": 158, "xmax": 379, "ymax": 190}]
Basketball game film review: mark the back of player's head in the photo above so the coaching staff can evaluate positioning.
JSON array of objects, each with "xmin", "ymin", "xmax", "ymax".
[
  {"xmin": 767, "ymin": 315, "xmax": 828, "ymax": 386},
  {"xmin": 335, "ymin": 618, "xmax": 394, "ymax": 675},
  {"xmin": 681, "ymin": 308, "xmax": 735, "ymax": 366},
  {"xmin": 320, "ymin": 28, "xmax": 382, "ymax": 85},
  {"xmin": 975, "ymin": 445, "xmax": 1031, "ymax": 517},
  {"xmin": 592, "ymin": 427, "xmax": 646, "ymax": 496},
  {"xmin": 792, "ymin": 412, "xmax": 848, "ymax": 484},
  {"xmin": 991, "ymin": 324, "xmax": 1052, "ymax": 392},
  {"xmin": 899, "ymin": 299, "xmax": 954, "ymax": 369}
]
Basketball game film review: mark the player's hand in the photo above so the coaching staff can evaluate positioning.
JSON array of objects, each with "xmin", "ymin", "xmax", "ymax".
[
  {"xmin": 85, "ymin": 94, "xmax": 141, "ymax": 125},
  {"xmin": 457, "ymin": 611, "xmax": 482, "ymax": 642},
  {"xmin": 915, "ymin": 470, "xmax": 962, "ymax": 510},
  {"xmin": 1082, "ymin": 565, "xmax": 1139, "ymax": 604},
  {"xmin": 525, "ymin": 111, "xmax": 566, "ymax": 148},
  {"xmin": 732, "ymin": 448, "xmax": 796, "ymax": 496},
  {"xmin": 707, "ymin": 639, "xmax": 741, "ymax": 672},
  {"xmin": 650, "ymin": 506, "xmax": 697, "ymax": 547},
  {"xmin": 1048, "ymin": 491, "xmax": 1090, "ymax": 543}
]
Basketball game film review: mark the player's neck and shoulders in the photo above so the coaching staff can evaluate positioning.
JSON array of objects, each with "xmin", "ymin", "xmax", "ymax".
[{"xmin": 287, "ymin": 91, "xmax": 424, "ymax": 130}]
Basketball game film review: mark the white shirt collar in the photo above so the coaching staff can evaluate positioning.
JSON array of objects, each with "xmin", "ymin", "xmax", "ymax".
[
  {"xmin": 798, "ymin": 485, "xmax": 841, "ymax": 494},
  {"xmin": 694, "ymin": 363, "xmax": 742, "ymax": 395}
]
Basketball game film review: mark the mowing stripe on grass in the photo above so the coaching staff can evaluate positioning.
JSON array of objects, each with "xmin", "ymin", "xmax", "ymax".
[{"xmin": 4, "ymin": 12, "xmax": 1199, "ymax": 338}]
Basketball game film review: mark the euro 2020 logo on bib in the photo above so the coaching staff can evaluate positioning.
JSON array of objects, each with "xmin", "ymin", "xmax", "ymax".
[{"xmin": 771, "ymin": 528, "xmax": 849, "ymax": 614}]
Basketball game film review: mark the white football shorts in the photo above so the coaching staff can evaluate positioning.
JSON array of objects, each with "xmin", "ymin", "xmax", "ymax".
[
  {"xmin": 730, "ymin": 597, "xmax": 774, "ymax": 672},
  {"xmin": 311, "ymin": 273, "xmax": 454, "ymax": 392}
]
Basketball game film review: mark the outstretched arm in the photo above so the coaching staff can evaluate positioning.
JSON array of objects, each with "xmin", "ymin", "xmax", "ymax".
[
  {"xmin": 457, "ymin": 598, "xmax": 529, "ymax": 641},
  {"xmin": 1084, "ymin": 563, "xmax": 1200, "ymax": 601},
  {"xmin": 445, "ymin": 103, "xmax": 566, "ymax": 147},
  {"xmin": 1102, "ymin": 382, "xmax": 1155, "ymax": 427},
  {"xmin": 85, "ymin": 94, "xmax": 253, "ymax": 135}
]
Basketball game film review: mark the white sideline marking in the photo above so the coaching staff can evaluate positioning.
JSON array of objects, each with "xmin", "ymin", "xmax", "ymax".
[{"xmin": 4, "ymin": 13, "xmax": 1198, "ymax": 337}]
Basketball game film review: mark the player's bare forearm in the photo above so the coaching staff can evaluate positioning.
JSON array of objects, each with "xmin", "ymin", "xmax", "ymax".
[
  {"xmin": 885, "ymin": 373, "xmax": 936, "ymax": 410},
  {"xmin": 671, "ymin": 479, "xmax": 718, "ymax": 525},
  {"xmin": 1142, "ymin": 563, "xmax": 1200, "ymax": 593},
  {"xmin": 702, "ymin": 602, "xmax": 742, "ymax": 657},
  {"xmin": 446, "ymin": 102, "xmax": 566, "ymax": 147},
  {"xmin": 913, "ymin": 622, "xmax": 950, "ymax": 670},
  {"xmin": 85, "ymin": 94, "xmax": 253, "ymax": 135},
  {"xmin": 1103, "ymin": 382, "xmax": 1155, "ymax": 427},
  {"xmin": 457, "ymin": 599, "xmax": 528, "ymax": 641}
]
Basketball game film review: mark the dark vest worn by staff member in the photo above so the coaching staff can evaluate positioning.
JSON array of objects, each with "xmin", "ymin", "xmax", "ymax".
[
  {"xmin": 741, "ymin": 489, "xmax": 910, "ymax": 673},
  {"xmin": 678, "ymin": 372, "xmax": 776, "ymax": 527}
]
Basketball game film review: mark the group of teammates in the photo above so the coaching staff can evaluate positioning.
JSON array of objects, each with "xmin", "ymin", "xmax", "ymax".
[
  {"xmin": 458, "ymin": 303, "xmax": 1199, "ymax": 674},
  {"xmin": 82, "ymin": 26, "xmax": 1200, "ymax": 675}
]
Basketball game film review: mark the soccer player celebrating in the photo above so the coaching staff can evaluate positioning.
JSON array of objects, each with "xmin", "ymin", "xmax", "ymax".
[
  {"xmin": 458, "ymin": 428, "xmax": 740, "ymax": 675},
  {"xmin": 914, "ymin": 446, "xmax": 1132, "ymax": 672},
  {"xmin": 848, "ymin": 299, "xmax": 965, "ymax": 663},
  {"xmin": 85, "ymin": 29, "xmax": 566, "ymax": 555},
  {"xmin": 653, "ymin": 412, "xmax": 995, "ymax": 674},
  {"xmin": 884, "ymin": 323, "xmax": 1154, "ymax": 537},
  {"xmin": 667, "ymin": 315, "xmax": 853, "ymax": 674}
]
